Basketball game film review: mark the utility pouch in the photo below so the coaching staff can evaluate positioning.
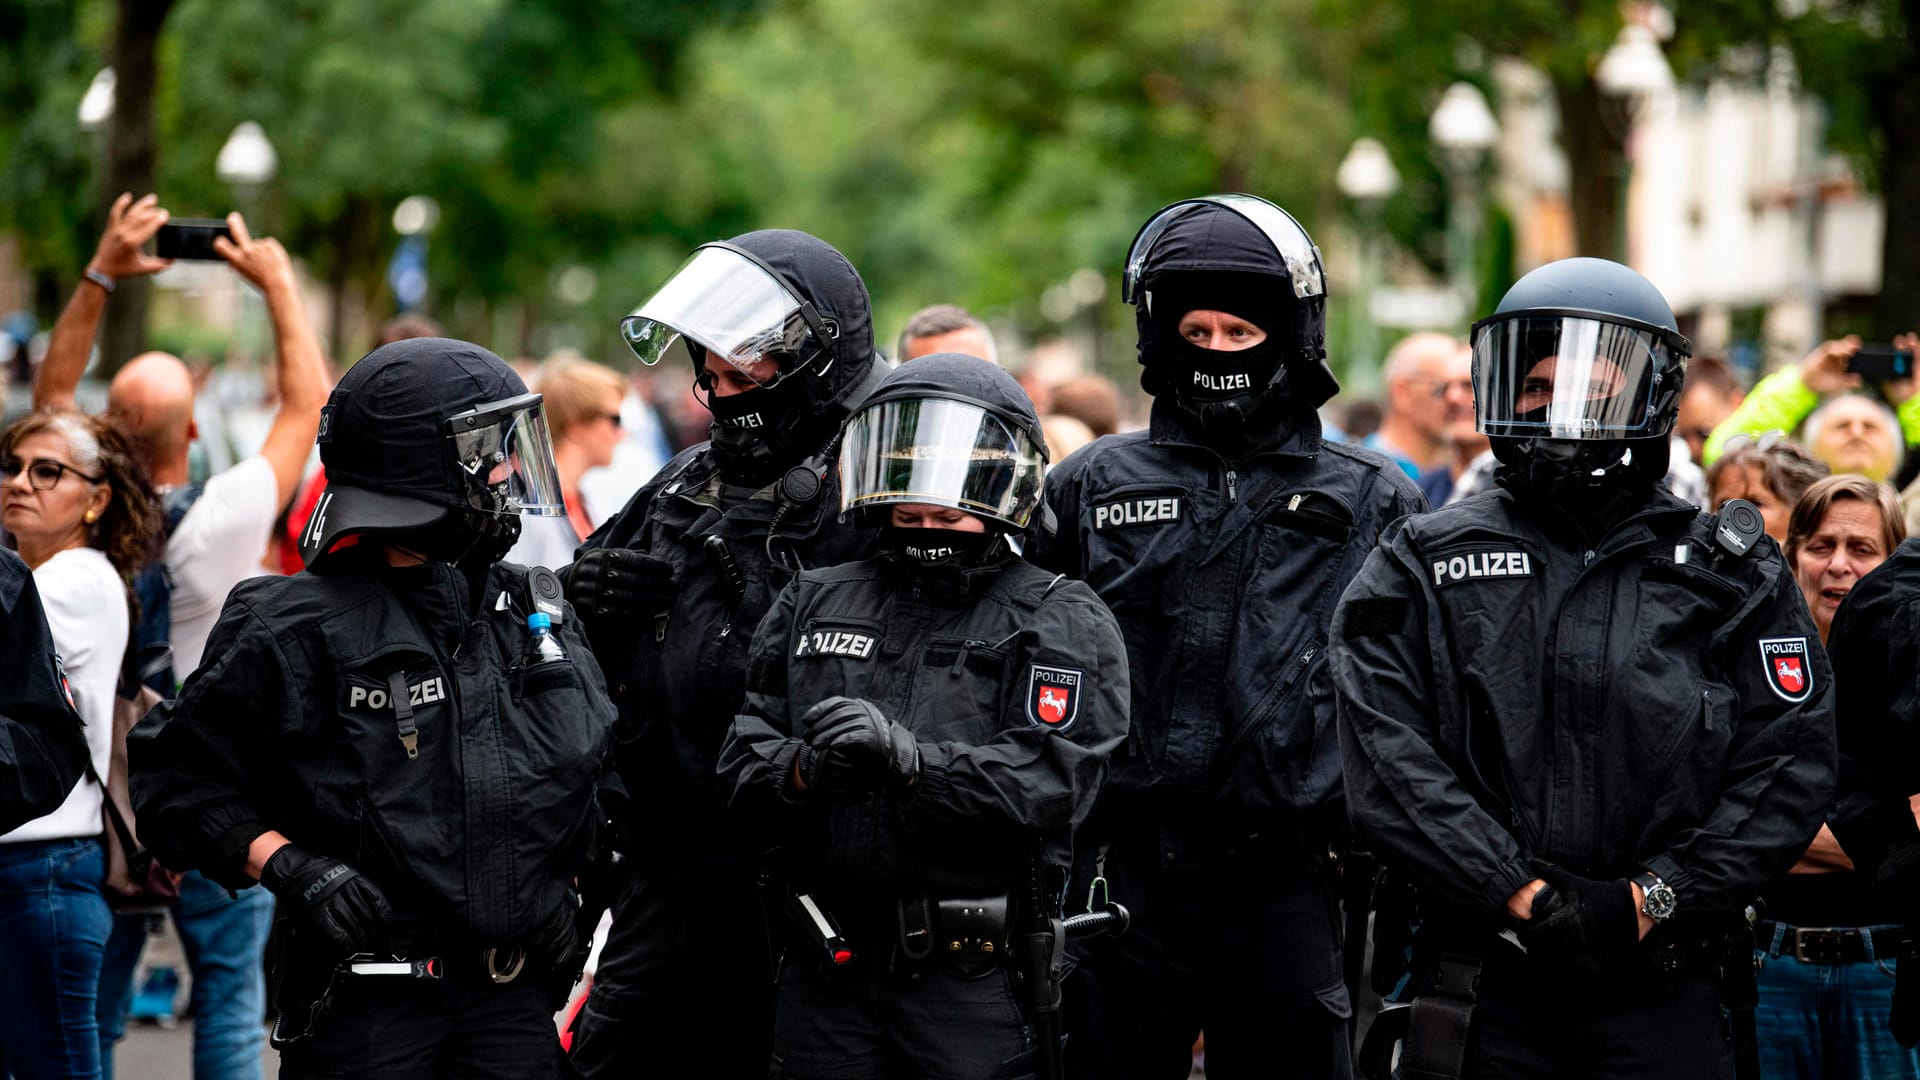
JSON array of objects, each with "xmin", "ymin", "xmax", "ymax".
[
  {"xmin": 935, "ymin": 895, "xmax": 1011, "ymax": 978},
  {"xmin": 1398, "ymin": 952, "xmax": 1482, "ymax": 1080}
]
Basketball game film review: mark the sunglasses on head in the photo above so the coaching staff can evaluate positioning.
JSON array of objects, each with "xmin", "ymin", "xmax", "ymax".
[
  {"xmin": 1719, "ymin": 430, "xmax": 1791, "ymax": 454},
  {"xmin": 0, "ymin": 456, "xmax": 104, "ymax": 491}
]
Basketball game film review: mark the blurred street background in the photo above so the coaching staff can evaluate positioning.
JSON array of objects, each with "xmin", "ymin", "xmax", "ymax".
[{"xmin": 2, "ymin": 0, "xmax": 1915, "ymax": 419}]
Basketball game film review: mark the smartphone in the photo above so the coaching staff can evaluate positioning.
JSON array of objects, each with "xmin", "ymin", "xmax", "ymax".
[
  {"xmin": 155, "ymin": 218, "xmax": 232, "ymax": 261},
  {"xmin": 1849, "ymin": 344, "xmax": 1915, "ymax": 382}
]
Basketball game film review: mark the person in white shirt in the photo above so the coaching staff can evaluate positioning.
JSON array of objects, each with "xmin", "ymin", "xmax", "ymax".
[
  {"xmin": 0, "ymin": 410, "xmax": 159, "ymax": 1079},
  {"xmin": 35, "ymin": 194, "xmax": 329, "ymax": 1079}
]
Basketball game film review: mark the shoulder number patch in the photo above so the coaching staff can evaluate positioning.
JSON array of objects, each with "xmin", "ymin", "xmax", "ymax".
[
  {"xmin": 1092, "ymin": 495, "xmax": 1182, "ymax": 531},
  {"xmin": 1026, "ymin": 664, "xmax": 1083, "ymax": 731},
  {"xmin": 794, "ymin": 629, "xmax": 877, "ymax": 660},
  {"xmin": 1758, "ymin": 637, "xmax": 1813, "ymax": 703},
  {"xmin": 1431, "ymin": 549, "xmax": 1533, "ymax": 587}
]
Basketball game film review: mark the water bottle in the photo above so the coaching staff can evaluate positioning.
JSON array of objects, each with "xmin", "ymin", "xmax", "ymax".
[{"xmin": 525, "ymin": 612, "xmax": 567, "ymax": 665}]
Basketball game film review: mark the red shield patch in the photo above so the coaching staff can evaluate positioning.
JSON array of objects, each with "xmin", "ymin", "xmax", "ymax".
[
  {"xmin": 1758, "ymin": 637, "xmax": 1813, "ymax": 703},
  {"xmin": 1026, "ymin": 665, "xmax": 1084, "ymax": 732}
]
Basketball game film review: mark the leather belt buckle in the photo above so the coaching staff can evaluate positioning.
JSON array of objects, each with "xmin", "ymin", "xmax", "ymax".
[{"xmin": 1790, "ymin": 928, "xmax": 1852, "ymax": 965}]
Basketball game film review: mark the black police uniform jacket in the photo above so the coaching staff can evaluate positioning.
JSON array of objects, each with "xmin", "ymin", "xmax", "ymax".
[
  {"xmin": 1329, "ymin": 487, "xmax": 1837, "ymax": 920},
  {"xmin": 129, "ymin": 558, "xmax": 616, "ymax": 949},
  {"xmin": 1031, "ymin": 403, "xmax": 1424, "ymax": 839},
  {"xmin": 1829, "ymin": 537, "xmax": 1920, "ymax": 880},
  {"xmin": 579, "ymin": 448, "xmax": 878, "ymax": 868},
  {"xmin": 0, "ymin": 548, "xmax": 90, "ymax": 835},
  {"xmin": 717, "ymin": 554, "xmax": 1128, "ymax": 895}
]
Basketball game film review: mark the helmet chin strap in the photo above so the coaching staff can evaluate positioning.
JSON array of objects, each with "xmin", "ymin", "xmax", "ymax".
[{"xmin": 1492, "ymin": 435, "xmax": 1670, "ymax": 532}]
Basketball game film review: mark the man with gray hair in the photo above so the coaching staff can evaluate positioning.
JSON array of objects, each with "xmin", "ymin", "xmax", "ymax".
[
  {"xmin": 1365, "ymin": 330, "xmax": 1473, "ymax": 479},
  {"xmin": 895, "ymin": 303, "xmax": 998, "ymax": 364}
]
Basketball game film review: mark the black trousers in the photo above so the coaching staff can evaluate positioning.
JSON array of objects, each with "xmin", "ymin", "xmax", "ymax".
[
  {"xmin": 771, "ymin": 960, "xmax": 1036, "ymax": 1080},
  {"xmin": 565, "ymin": 862, "xmax": 774, "ymax": 1079},
  {"xmin": 1061, "ymin": 836, "xmax": 1352, "ymax": 1080},
  {"xmin": 277, "ymin": 961, "xmax": 562, "ymax": 1080},
  {"xmin": 1461, "ymin": 947, "xmax": 1733, "ymax": 1079}
]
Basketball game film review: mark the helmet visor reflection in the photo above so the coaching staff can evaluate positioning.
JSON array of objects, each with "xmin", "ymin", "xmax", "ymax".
[
  {"xmin": 1472, "ymin": 315, "xmax": 1676, "ymax": 439},
  {"xmin": 839, "ymin": 398, "xmax": 1046, "ymax": 529},
  {"xmin": 618, "ymin": 246, "xmax": 819, "ymax": 389},
  {"xmin": 445, "ymin": 392, "xmax": 566, "ymax": 517}
]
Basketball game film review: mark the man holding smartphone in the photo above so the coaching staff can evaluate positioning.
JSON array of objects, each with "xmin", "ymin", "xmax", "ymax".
[
  {"xmin": 1701, "ymin": 333, "xmax": 1920, "ymax": 486},
  {"xmin": 35, "ymin": 190, "xmax": 331, "ymax": 1080}
]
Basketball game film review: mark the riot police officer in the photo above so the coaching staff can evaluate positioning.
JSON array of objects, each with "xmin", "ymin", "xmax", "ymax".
[
  {"xmin": 1330, "ymin": 258, "xmax": 1837, "ymax": 1078},
  {"xmin": 129, "ymin": 337, "xmax": 617, "ymax": 1079},
  {"xmin": 562, "ymin": 230, "xmax": 888, "ymax": 1077},
  {"xmin": 719, "ymin": 353, "xmax": 1128, "ymax": 1080},
  {"xmin": 1033, "ymin": 194, "xmax": 1425, "ymax": 1080}
]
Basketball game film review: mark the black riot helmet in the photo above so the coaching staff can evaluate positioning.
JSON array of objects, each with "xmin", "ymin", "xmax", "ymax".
[
  {"xmin": 1474, "ymin": 257, "xmax": 1691, "ymax": 505},
  {"xmin": 1123, "ymin": 194, "xmax": 1339, "ymax": 422},
  {"xmin": 620, "ymin": 229, "xmax": 886, "ymax": 484},
  {"xmin": 301, "ymin": 337, "xmax": 566, "ymax": 568},
  {"xmin": 839, "ymin": 354, "xmax": 1049, "ymax": 569}
]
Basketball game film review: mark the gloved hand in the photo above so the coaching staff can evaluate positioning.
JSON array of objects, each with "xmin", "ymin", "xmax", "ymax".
[
  {"xmin": 791, "ymin": 740, "xmax": 867, "ymax": 797},
  {"xmin": 1514, "ymin": 861, "xmax": 1638, "ymax": 976},
  {"xmin": 801, "ymin": 696, "xmax": 919, "ymax": 795},
  {"xmin": 260, "ymin": 844, "xmax": 393, "ymax": 954},
  {"xmin": 565, "ymin": 547, "xmax": 677, "ymax": 630}
]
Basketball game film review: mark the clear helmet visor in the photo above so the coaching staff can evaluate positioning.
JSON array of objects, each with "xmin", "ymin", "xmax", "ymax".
[
  {"xmin": 1122, "ymin": 193, "xmax": 1327, "ymax": 303},
  {"xmin": 445, "ymin": 392, "xmax": 566, "ymax": 517},
  {"xmin": 618, "ymin": 245, "xmax": 823, "ymax": 389},
  {"xmin": 839, "ymin": 398, "xmax": 1047, "ymax": 530},
  {"xmin": 1472, "ymin": 315, "xmax": 1681, "ymax": 439}
]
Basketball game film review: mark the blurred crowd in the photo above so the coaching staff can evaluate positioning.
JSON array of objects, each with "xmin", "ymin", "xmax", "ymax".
[{"xmin": 1, "ymin": 191, "xmax": 1918, "ymax": 1078}]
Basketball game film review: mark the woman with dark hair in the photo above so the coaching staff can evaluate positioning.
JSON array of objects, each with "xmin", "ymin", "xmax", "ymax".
[
  {"xmin": 0, "ymin": 409, "xmax": 159, "ymax": 1078},
  {"xmin": 1755, "ymin": 474, "xmax": 1911, "ymax": 1079},
  {"xmin": 1707, "ymin": 432, "xmax": 1831, "ymax": 544}
]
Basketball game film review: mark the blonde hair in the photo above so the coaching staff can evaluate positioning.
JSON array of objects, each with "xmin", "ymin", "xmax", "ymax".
[{"xmin": 535, "ymin": 358, "xmax": 627, "ymax": 443}]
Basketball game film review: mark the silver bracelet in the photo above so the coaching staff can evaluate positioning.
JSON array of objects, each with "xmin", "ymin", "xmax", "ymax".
[{"xmin": 83, "ymin": 267, "xmax": 116, "ymax": 294}]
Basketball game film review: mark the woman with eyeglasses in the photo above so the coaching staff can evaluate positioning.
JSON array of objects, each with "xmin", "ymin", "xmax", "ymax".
[
  {"xmin": 0, "ymin": 410, "xmax": 159, "ymax": 1079},
  {"xmin": 506, "ymin": 357, "xmax": 629, "ymax": 570},
  {"xmin": 1707, "ymin": 431, "xmax": 1831, "ymax": 544}
]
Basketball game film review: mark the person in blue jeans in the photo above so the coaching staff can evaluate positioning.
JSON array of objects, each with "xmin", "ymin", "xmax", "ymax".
[
  {"xmin": 1753, "ymin": 476, "xmax": 1917, "ymax": 1079},
  {"xmin": 0, "ymin": 838, "xmax": 114, "ymax": 1079},
  {"xmin": 96, "ymin": 871, "xmax": 275, "ymax": 1079}
]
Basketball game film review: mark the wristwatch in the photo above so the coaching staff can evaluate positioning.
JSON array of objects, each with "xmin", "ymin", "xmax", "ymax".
[{"xmin": 1632, "ymin": 871, "xmax": 1677, "ymax": 924}]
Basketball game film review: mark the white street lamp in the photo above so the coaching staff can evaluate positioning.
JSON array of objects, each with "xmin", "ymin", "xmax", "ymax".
[
  {"xmin": 1596, "ymin": 24, "xmax": 1675, "ymax": 101},
  {"xmin": 77, "ymin": 68, "xmax": 116, "ymax": 131},
  {"xmin": 216, "ymin": 122, "xmax": 278, "ymax": 188},
  {"xmin": 1336, "ymin": 137, "xmax": 1401, "ymax": 204},
  {"xmin": 1429, "ymin": 83, "xmax": 1499, "ymax": 162}
]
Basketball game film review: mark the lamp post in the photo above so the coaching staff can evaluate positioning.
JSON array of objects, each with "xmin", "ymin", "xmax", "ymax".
[
  {"xmin": 1429, "ymin": 82, "xmax": 1499, "ymax": 321},
  {"xmin": 1595, "ymin": 22, "xmax": 1674, "ymax": 264},
  {"xmin": 1336, "ymin": 137, "xmax": 1400, "ymax": 387},
  {"xmin": 390, "ymin": 195, "xmax": 440, "ymax": 315},
  {"xmin": 77, "ymin": 68, "xmax": 116, "ymax": 132},
  {"xmin": 217, "ymin": 122, "xmax": 278, "ymax": 363}
]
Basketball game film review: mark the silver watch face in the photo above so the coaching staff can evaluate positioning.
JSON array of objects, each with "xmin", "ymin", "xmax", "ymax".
[{"xmin": 1644, "ymin": 882, "xmax": 1677, "ymax": 922}]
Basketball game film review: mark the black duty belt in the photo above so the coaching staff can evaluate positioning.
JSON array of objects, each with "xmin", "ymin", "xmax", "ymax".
[{"xmin": 1760, "ymin": 921, "xmax": 1908, "ymax": 966}]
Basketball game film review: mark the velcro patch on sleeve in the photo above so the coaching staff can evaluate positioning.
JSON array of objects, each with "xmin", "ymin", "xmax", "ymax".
[{"xmin": 1342, "ymin": 597, "xmax": 1408, "ymax": 639}]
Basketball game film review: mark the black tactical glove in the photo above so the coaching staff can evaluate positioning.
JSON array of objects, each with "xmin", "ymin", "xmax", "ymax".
[
  {"xmin": 260, "ymin": 844, "xmax": 393, "ymax": 954},
  {"xmin": 802, "ymin": 696, "xmax": 919, "ymax": 795},
  {"xmin": 791, "ymin": 741, "xmax": 865, "ymax": 797},
  {"xmin": 1515, "ymin": 861, "xmax": 1639, "ymax": 976},
  {"xmin": 565, "ymin": 547, "xmax": 677, "ymax": 631},
  {"xmin": 527, "ymin": 889, "xmax": 582, "ymax": 971}
]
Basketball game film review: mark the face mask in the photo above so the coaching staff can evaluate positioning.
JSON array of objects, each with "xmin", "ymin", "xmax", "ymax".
[
  {"xmin": 882, "ymin": 526, "xmax": 998, "ymax": 569},
  {"xmin": 705, "ymin": 377, "xmax": 811, "ymax": 485}
]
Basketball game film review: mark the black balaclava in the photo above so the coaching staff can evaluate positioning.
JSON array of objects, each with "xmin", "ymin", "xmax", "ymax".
[
  {"xmin": 697, "ymin": 230, "xmax": 885, "ymax": 486},
  {"xmin": 1147, "ymin": 270, "xmax": 1297, "ymax": 444}
]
